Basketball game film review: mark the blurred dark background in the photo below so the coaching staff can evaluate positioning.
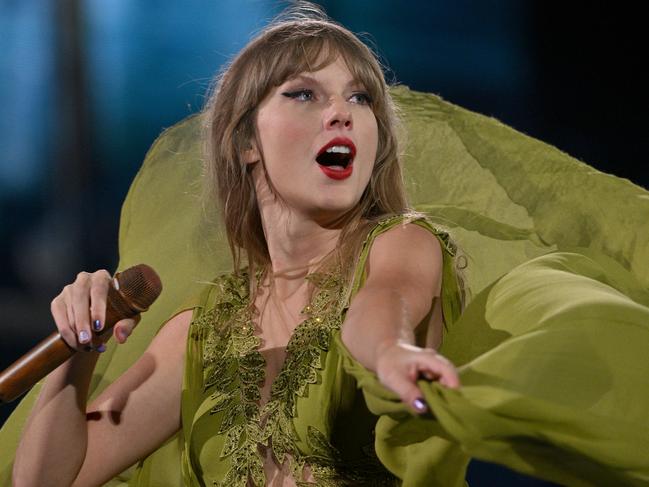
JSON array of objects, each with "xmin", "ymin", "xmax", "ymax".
[{"xmin": 0, "ymin": 1, "xmax": 645, "ymax": 484}]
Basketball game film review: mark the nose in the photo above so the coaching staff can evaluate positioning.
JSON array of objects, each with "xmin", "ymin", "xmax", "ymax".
[{"xmin": 323, "ymin": 97, "xmax": 352, "ymax": 130}]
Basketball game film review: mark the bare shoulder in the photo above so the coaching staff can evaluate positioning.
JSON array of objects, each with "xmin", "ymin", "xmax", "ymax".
[
  {"xmin": 371, "ymin": 221, "xmax": 442, "ymax": 252},
  {"xmin": 149, "ymin": 308, "xmax": 193, "ymax": 353},
  {"xmin": 347, "ymin": 221, "xmax": 445, "ymax": 351},
  {"xmin": 366, "ymin": 221, "xmax": 443, "ymax": 286}
]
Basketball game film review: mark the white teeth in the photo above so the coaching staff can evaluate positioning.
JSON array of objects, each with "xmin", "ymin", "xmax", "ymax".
[{"xmin": 325, "ymin": 145, "xmax": 351, "ymax": 154}]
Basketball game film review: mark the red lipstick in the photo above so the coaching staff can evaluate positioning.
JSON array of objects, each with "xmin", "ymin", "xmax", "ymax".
[{"xmin": 319, "ymin": 164, "xmax": 353, "ymax": 180}]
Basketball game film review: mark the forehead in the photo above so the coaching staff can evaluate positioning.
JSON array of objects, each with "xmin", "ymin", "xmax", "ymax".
[{"xmin": 284, "ymin": 59, "xmax": 365, "ymax": 87}]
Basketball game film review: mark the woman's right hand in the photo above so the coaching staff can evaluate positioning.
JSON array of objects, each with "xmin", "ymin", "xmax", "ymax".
[{"xmin": 50, "ymin": 269, "xmax": 140, "ymax": 352}]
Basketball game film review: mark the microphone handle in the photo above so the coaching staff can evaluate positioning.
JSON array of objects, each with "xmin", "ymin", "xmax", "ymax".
[{"xmin": 0, "ymin": 279, "xmax": 141, "ymax": 403}]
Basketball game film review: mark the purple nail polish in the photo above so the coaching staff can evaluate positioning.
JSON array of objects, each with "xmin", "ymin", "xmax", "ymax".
[
  {"xmin": 79, "ymin": 330, "xmax": 90, "ymax": 343},
  {"xmin": 97, "ymin": 343, "xmax": 106, "ymax": 353},
  {"xmin": 93, "ymin": 320, "xmax": 102, "ymax": 331},
  {"xmin": 412, "ymin": 397, "xmax": 428, "ymax": 413}
]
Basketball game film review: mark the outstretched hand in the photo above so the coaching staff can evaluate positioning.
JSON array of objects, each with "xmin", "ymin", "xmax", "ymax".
[{"xmin": 375, "ymin": 342, "xmax": 460, "ymax": 415}]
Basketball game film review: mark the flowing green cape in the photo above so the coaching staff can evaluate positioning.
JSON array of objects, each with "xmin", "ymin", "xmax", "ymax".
[{"xmin": 2, "ymin": 86, "xmax": 648, "ymax": 486}]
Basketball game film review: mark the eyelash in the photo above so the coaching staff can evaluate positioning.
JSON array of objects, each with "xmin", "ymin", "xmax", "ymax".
[{"xmin": 281, "ymin": 89, "xmax": 373, "ymax": 105}]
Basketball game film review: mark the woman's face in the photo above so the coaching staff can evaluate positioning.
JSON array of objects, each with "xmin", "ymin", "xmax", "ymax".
[{"xmin": 246, "ymin": 56, "xmax": 379, "ymax": 223}]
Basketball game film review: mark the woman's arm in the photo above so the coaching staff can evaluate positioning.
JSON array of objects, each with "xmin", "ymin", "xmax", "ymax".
[
  {"xmin": 341, "ymin": 223, "xmax": 459, "ymax": 413},
  {"xmin": 13, "ymin": 301, "xmax": 192, "ymax": 487}
]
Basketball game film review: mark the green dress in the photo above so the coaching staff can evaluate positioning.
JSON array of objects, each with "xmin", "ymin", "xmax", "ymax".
[
  {"xmin": 178, "ymin": 215, "xmax": 463, "ymax": 486},
  {"xmin": 176, "ymin": 213, "xmax": 649, "ymax": 487},
  {"xmin": 3, "ymin": 89, "xmax": 649, "ymax": 486}
]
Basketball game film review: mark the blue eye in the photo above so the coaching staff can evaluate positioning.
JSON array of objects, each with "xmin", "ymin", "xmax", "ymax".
[
  {"xmin": 350, "ymin": 92, "xmax": 373, "ymax": 105},
  {"xmin": 281, "ymin": 89, "xmax": 314, "ymax": 102}
]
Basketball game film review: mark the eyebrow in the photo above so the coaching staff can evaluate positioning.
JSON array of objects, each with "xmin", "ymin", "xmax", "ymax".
[{"xmin": 287, "ymin": 74, "xmax": 364, "ymax": 89}]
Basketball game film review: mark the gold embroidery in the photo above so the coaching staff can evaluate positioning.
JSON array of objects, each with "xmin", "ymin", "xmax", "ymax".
[
  {"xmin": 192, "ymin": 216, "xmax": 453, "ymax": 485},
  {"xmin": 196, "ymin": 268, "xmax": 393, "ymax": 486}
]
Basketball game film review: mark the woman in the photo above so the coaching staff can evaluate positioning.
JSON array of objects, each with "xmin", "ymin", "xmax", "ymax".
[{"xmin": 13, "ymin": 5, "xmax": 464, "ymax": 486}]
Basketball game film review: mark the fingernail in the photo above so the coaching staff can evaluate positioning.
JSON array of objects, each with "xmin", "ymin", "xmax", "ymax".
[
  {"xmin": 79, "ymin": 330, "xmax": 90, "ymax": 343},
  {"xmin": 93, "ymin": 319, "xmax": 102, "ymax": 331},
  {"xmin": 97, "ymin": 343, "xmax": 106, "ymax": 353},
  {"xmin": 118, "ymin": 329, "xmax": 128, "ymax": 341},
  {"xmin": 412, "ymin": 397, "xmax": 428, "ymax": 413}
]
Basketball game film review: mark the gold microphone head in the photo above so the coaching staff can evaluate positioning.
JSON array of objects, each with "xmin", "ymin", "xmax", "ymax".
[{"xmin": 113, "ymin": 264, "xmax": 163, "ymax": 313}]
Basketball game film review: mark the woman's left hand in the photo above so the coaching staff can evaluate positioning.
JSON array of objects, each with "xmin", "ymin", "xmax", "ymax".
[{"xmin": 375, "ymin": 341, "xmax": 460, "ymax": 415}]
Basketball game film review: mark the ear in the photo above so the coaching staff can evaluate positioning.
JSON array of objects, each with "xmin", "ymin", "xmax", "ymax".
[{"xmin": 242, "ymin": 140, "xmax": 261, "ymax": 165}]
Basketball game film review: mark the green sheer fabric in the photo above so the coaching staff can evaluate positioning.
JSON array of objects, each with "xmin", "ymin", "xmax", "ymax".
[
  {"xmin": 337, "ymin": 250, "xmax": 649, "ymax": 486},
  {"xmin": 2, "ymin": 86, "xmax": 648, "ymax": 486}
]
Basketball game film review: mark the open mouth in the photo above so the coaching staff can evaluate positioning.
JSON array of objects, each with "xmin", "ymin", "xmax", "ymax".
[
  {"xmin": 316, "ymin": 147, "xmax": 353, "ymax": 170},
  {"xmin": 316, "ymin": 138, "xmax": 356, "ymax": 180}
]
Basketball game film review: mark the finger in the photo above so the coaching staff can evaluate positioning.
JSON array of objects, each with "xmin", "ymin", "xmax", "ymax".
[
  {"xmin": 421, "ymin": 368, "xmax": 460, "ymax": 389},
  {"xmin": 86, "ymin": 340, "xmax": 107, "ymax": 353},
  {"xmin": 403, "ymin": 383, "xmax": 429, "ymax": 414},
  {"xmin": 435, "ymin": 354, "xmax": 461, "ymax": 388},
  {"xmin": 62, "ymin": 285, "xmax": 85, "ymax": 349},
  {"xmin": 439, "ymin": 370, "xmax": 461, "ymax": 389},
  {"xmin": 71, "ymin": 272, "xmax": 92, "ymax": 346},
  {"xmin": 61, "ymin": 285, "xmax": 76, "ymax": 331},
  {"xmin": 51, "ymin": 293, "xmax": 76, "ymax": 349},
  {"xmin": 89, "ymin": 270, "xmax": 112, "ymax": 333},
  {"xmin": 89, "ymin": 331, "xmax": 108, "ymax": 353},
  {"xmin": 418, "ymin": 355, "xmax": 461, "ymax": 389},
  {"xmin": 380, "ymin": 366, "xmax": 429, "ymax": 415},
  {"xmin": 113, "ymin": 316, "xmax": 140, "ymax": 344}
]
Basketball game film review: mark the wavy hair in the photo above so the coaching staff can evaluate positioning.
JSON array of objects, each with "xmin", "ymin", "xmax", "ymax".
[
  {"xmin": 203, "ymin": 2, "xmax": 412, "ymax": 279},
  {"xmin": 203, "ymin": 2, "xmax": 464, "ymax": 314}
]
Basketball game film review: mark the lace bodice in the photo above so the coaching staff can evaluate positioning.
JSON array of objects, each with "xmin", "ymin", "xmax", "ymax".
[{"xmin": 180, "ymin": 216, "xmax": 459, "ymax": 486}]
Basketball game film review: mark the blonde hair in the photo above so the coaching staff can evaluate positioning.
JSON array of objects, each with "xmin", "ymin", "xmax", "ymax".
[
  {"xmin": 203, "ymin": 2, "xmax": 463, "ymax": 312},
  {"xmin": 203, "ymin": 2, "xmax": 411, "ymax": 281}
]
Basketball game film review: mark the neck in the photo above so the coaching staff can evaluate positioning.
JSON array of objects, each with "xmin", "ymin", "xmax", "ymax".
[
  {"xmin": 260, "ymin": 207, "xmax": 341, "ymax": 276},
  {"xmin": 254, "ymin": 207, "xmax": 340, "ymax": 300},
  {"xmin": 251, "ymin": 165, "xmax": 363, "ymax": 298},
  {"xmin": 252, "ymin": 165, "xmax": 348, "ymax": 278},
  {"xmin": 261, "ymin": 214, "xmax": 344, "ymax": 301}
]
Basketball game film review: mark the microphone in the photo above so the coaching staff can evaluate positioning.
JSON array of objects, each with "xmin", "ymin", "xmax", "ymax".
[{"xmin": 0, "ymin": 264, "xmax": 162, "ymax": 403}]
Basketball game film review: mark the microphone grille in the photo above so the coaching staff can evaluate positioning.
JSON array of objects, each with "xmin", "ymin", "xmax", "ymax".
[{"xmin": 116, "ymin": 264, "xmax": 163, "ymax": 312}]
